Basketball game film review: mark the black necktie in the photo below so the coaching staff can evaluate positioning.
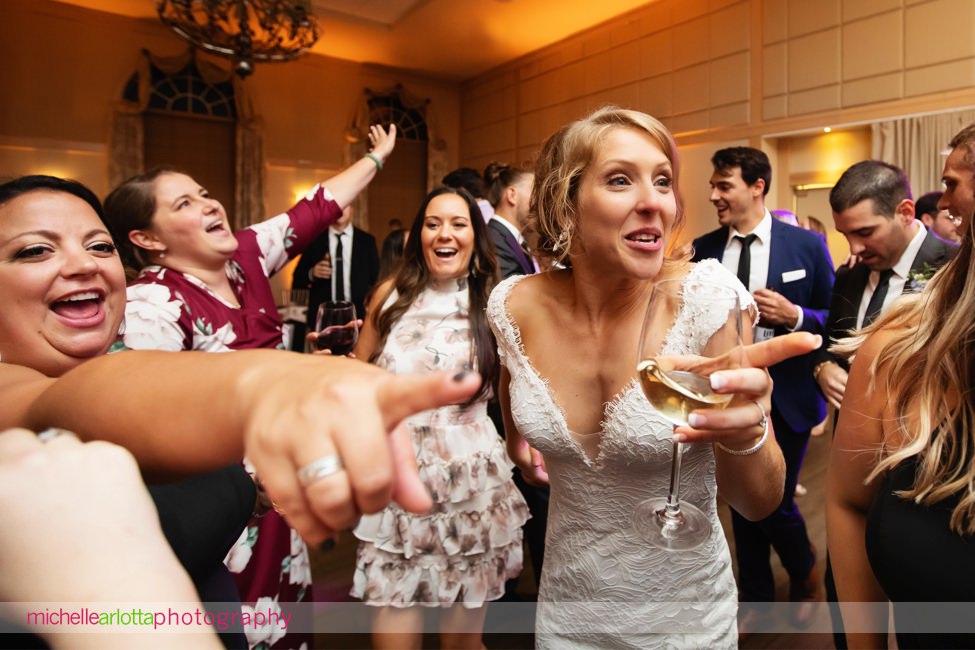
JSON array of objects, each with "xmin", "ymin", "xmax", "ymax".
[
  {"xmin": 863, "ymin": 269, "xmax": 895, "ymax": 327},
  {"xmin": 735, "ymin": 234, "xmax": 758, "ymax": 289},
  {"xmin": 334, "ymin": 232, "xmax": 346, "ymax": 302},
  {"xmin": 519, "ymin": 239, "xmax": 535, "ymax": 274}
]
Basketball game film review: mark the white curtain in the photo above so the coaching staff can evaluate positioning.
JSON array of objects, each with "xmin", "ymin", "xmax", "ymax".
[{"xmin": 872, "ymin": 109, "xmax": 975, "ymax": 195}]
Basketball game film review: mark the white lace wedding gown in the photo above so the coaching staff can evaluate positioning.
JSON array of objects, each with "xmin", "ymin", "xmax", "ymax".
[{"xmin": 487, "ymin": 260, "xmax": 753, "ymax": 649}]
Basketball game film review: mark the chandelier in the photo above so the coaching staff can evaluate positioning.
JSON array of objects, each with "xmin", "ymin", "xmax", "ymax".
[{"xmin": 156, "ymin": 0, "xmax": 321, "ymax": 78}]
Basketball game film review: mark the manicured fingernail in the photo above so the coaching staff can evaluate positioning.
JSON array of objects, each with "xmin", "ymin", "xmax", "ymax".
[
  {"xmin": 673, "ymin": 432, "xmax": 687, "ymax": 443},
  {"xmin": 319, "ymin": 539, "xmax": 336, "ymax": 552},
  {"xmin": 710, "ymin": 374, "xmax": 727, "ymax": 391},
  {"xmin": 452, "ymin": 371, "xmax": 470, "ymax": 382},
  {"xmin": 812, "ymin": 334, "xmax": 822, "ymax": 347},
  {"xmin": 688, "ymin": 413, "xmax": 705, "ymax": 428}
]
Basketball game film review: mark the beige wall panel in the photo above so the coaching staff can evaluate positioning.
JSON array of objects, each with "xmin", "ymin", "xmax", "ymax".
[
  {"xmin": 709, "ymin": 2, "xmax": 751, "ymax": 59},
  {"xmin": 582, "ymin": 24, "xmax": 614, "ymax": 57},
  {"xmin": 540, "ymin": 103, "xmax": 565, "ymax": 138},
  {"xmin": 669, "ymin": 110, "xmax": 710, "ymax": 135},
  {"xmin": 906, "ymin": 0, "xmax": 975, "ymax": 68},
  {"xmin": 842, "ymin": 11, "xmax": 903, "ymax": 80},
  {"xmin": 672, "ymin": 63, "xmax": 710, "ymax": 114},
  {"xmin": 560, "ymin": 97, "xmax": 592, "ymax": 124},
  {"xmin": 519, "ymin": 76, "xmax": 544, "ymax": 113},
  {"xmin": 763, "ymin": 0, "xmax": 788, "ymax": 44},
  {"xmin": 788, "ymin": 0, "xmax": 841, "ymax": 37},
  {"xmin": 561, "ymin": 60, "xmax": 588, "ymax": 101},
  {"xmin": 785, "ymin": 128, "xmax": 871, "ymax": 184},
  {"xmin": 673, "ymin": 16, "xmax": 711, "ymax": 69},
  {"xmin": 464, "ymin": 70, "xmax": 517, "ymax": 101},
  {"xmin": 788, "ymin": 85, "xmax": 842, "ymax": 115},
  {"xmin": 516, "ymin": 111, "xmax": 543, "ymax": 148},
  {"xmin": 763, "ymin": 95, "xmax": 788, "ymax": 120},
  {"xmin": 764, "ymin": 43, "xmax": 788, "ymax": 97},
  {"xmin": 639, "ymin": 74, "xmax": 675, "ymax": 118},
  {"xmin": 904, "ymin": 58, "xmax": 975, "ymax": 96},
  {"xmin": 673, "ymin": 0, "xmax": 710, "ymax": 25},
  {"xmin": 464, "ymin": 120, "xmax": 516, "ymax": 159},
  {"xmin": 641, "ymin": 30, "xmax": 674, "ymax": 78},
  {"xmin": 461, "ymin": 90, "xmax": 516, "ymax": 131},
  {"xmin": 640, "ymin": 0, "xmax": 673, "ymax": 34},
  {"xmin": 603, "ymin": 82, "xmax": 641, "ymax": 110},
  {"xmin": 584, "ymin": 51, "xmax": 615, "ymax": 94},
  {"xmin": 788, "ymin": 29, "xmax": 841, "ymax": 92},
  {"xmin": 539, "ymin": 69, "xmax": 565, "ymax": 105},
  {"xmin": 710, "ymin": 101, "xmax": 750, "ymax": 128},
  {"xmin": 842, "ymin": 72, "xmax": 903, "ymax": 107},
  {"xmin": 611, "ymin": 40, "xmax": 644, "ymax": 87},
  {"xmin": 710, "ymin": 52, "xmax": 750, "ymax": 106},
  {"xmin": 611, "ymin": 16, "xmax": 648, "ymax": 47},
  {"xmin": 843, "ymin": 0, "xmax": 901, "ymax": 22},
  {"xmin": 710, "ymin": 0, "xmax": 743, "ymax": 10}
]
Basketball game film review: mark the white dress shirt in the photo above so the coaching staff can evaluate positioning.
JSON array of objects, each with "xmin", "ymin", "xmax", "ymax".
[
  {"xmin": 855, "ymin": 221, "xmax": 926, "ymax": 329},
  {"xmin": 328, "ymin": 224, "xmax": 354, "ymax": 302}
]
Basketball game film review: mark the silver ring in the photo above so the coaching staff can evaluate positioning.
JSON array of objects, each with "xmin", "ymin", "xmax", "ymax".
[
  {"xmin": 297, "ymin": 454, "xmax": 345, "ymax": 487},
  {"xmin": 37, "ymin": 428, "xmax": 78, "ymax": 443},
  {"xmin": 752, "ymin": 400, "xmax": 768, "ymax": 429}
]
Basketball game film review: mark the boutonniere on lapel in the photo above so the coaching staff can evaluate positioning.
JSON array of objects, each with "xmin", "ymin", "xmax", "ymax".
[{"xmin": 905, "ymin": 263, "xmax": 939, "ymax": 293}]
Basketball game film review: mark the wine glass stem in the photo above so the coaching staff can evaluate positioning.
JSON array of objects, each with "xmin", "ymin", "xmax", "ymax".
[{"xmin": 664, "ymin": 430, "xmax": 684, "ymax": 518}]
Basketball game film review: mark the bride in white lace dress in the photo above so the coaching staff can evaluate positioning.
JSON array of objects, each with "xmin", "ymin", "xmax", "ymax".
[{"xmin": 488, "ymin": 107, "xmax": 811, "ymax": 648}]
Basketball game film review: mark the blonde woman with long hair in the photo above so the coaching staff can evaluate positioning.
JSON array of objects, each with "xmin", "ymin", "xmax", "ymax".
[{"xmin": 828, "ymin": 126, "xmax": 975, "ymax": 649}]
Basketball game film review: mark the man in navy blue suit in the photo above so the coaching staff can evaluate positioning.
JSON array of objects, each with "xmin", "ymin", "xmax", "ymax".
[{"xmin": 692, "ymin": 147, "xmax": 834, "ymax": 634}]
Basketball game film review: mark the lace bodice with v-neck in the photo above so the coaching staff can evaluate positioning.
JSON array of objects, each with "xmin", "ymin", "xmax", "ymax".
[{"xmin": 487, "ymin": 259, "xmax": 752, "ymax": 649}]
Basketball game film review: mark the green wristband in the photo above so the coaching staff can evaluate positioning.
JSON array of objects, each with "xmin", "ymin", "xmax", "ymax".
[{"xmin": 364, "ymin": 152, "xmax": 383, "ymax": 170}]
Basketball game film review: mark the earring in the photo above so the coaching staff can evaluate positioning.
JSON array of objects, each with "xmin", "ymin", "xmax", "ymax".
[{"xmin": 158, "ymin": 251, "xmax": 166, "ymax": 260}]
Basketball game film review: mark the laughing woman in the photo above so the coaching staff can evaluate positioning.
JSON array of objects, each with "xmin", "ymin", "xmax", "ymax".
[
  {"xmin": 351, "ymin": 187, "xmax": 529, "ymax": 650},
  {"xmin": 102, "ymin": 125, "xmax": 396, "ymax": 649}
]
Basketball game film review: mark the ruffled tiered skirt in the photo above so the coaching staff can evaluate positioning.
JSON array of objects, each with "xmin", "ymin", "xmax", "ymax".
[{"xmin": 351, "ymin": 411, "xmax": 529, "ymax": 608}]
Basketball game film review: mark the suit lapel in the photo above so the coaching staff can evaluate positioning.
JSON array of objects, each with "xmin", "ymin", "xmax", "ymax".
[{"xmin": 503, "ymin": 225, "xmax": 534, "ymax": 274}]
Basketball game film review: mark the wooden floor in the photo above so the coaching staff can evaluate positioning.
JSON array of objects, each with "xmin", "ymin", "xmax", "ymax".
[{"xmin": 309, "ymin": 433, "xmax": 835, "ymax": 649}]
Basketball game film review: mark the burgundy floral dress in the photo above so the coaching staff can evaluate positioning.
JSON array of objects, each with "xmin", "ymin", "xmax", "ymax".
[
  {"xmin": 351, "ymin": 278, "xmax": 529, "ymax": 608},
  {"xmin": 122, "ymin": 185, "xmax": 341, "ymax": 650}
]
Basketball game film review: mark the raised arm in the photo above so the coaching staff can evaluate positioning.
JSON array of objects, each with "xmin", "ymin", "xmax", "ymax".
[
  {"xmin": 1, "ymin": 349, "xmax": 481, "ymax": 545},
  {"xmin": 827, "ymin": 330, "xmax": 892, "ymax": 649},
  {"xmin": 323, "ymin": 124, "xmax": 397, "ymax": 209}
]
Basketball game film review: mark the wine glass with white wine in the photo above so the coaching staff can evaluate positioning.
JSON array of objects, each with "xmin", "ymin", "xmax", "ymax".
[{"xmin": 633, "ymin": 276, "xmax": 745, "ymax": 551}]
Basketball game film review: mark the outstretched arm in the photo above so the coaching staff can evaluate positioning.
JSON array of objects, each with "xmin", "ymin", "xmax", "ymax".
[
  {"xmin": 1, "ymin": 349, "xmax": 480, "ymax": 545},
  {"xmin": 323, "ymin": 124, "xmax": 397, "ymax": 208}
]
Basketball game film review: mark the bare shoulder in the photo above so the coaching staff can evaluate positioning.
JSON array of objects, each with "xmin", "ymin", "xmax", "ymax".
[{"xmin": 505, "ymin": 271, "xmax": 569, "ymax": 322}]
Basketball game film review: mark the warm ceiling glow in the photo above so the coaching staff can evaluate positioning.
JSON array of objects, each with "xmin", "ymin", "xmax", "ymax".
[{"xmin": 823, "ymin": 127, "xmax": 832, "ymax": 133}]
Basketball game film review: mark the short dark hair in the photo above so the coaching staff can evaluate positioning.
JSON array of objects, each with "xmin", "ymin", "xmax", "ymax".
[
  {"xmin": 948, "ymin": 123, "xmax": 975, "ymax": 173},
  {"xmin": 829, "ymin": 160, "xmax": 912, "ymax": 218},
  {"xmin": 914, "ymin": 191, "xmax": 941, "ymax": 220},
  {"xmin": 442, "ymin": 167, "xmax": 487, "ymax": 199},
  {"xmin": 0, "ymin": 175, "xmax": 104, "ymax": 221},
  {"xmin": 711, "ymin": 147, "xmax": 771, "ymax": 195}
]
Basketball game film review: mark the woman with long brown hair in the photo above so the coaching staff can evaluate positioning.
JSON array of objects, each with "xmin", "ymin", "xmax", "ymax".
[{"xmin": 351, "ymin": 186, "xmax": 528, "ymax": 650}]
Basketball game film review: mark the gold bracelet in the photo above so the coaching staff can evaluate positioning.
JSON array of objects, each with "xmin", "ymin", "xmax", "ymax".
[{"xmin": 813, "ymin": 360, "xmax": 832, "ymax": 381}]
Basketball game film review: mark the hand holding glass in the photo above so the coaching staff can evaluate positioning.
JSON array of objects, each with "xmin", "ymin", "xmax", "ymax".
[
  {"xmin": 315, "ymin": 300, "xmax": 358, "ymax": 355},
  {"xmin": 634, "ymin": 278, "xmax": 745, "ymax": 550}
]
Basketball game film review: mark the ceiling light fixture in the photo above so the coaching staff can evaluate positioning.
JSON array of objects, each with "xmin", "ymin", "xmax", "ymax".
[{"xmin": 155, "ymin": 0, "xmax": 321, "ymax": 78}]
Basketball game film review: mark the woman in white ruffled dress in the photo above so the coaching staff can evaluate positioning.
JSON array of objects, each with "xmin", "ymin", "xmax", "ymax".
[{"xmin": 352, "ymin": 186, "xmax": 529, "ymax": 649}]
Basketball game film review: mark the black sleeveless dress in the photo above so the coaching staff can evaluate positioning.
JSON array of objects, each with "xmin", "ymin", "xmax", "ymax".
[{"xmin": 866, "ymin": 455, "xmax": 975, "ymax": 649}]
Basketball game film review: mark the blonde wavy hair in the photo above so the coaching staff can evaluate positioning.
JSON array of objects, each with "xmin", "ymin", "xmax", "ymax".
[
  {"xmin": 836, "ymin": 219, "xmax": 975, "ymax": 535},
  {"xmin": 529, "ymin": 105, "xmax": 687, "ymax": 267}
]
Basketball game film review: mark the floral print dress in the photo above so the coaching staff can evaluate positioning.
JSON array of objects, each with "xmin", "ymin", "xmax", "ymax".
[
  {"xmin": 122, "ymin": 184, "xmax": 341, "ymax": 650},
  {"xmin": 352, "ymin": 278, "xmax": 529, "ymax": 608}
]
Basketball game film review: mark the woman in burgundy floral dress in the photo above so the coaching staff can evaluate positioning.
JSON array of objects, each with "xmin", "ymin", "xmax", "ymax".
[{"xmin": 103, "ymin": 124, "xmax": 396, "ymax": 650}]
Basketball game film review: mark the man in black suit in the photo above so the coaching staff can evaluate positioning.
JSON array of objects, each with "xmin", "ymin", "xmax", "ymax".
[
  {"xmin": 814, "ymin": 160, "xmax": 958, "ymax": 408},
  {"xmin": 487, "ymin": 168, "xmax": 535, "ymax": 278},
  {"xmin": 291, "ymin": 205, "xmax": 380, "ymax": 350}
]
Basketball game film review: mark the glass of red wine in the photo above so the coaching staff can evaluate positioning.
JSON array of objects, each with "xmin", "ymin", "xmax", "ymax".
[{"xmin": 315, "ymin": 300, "xmax": 358, "ymax": 355}]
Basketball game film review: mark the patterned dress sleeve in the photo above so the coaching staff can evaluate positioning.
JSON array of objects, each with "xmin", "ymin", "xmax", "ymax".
[
  {"xmin": 123, "ymin": 281, "xmax": 190, "ymax": 351},
  {"xmin": 242, "ymin": 184, "xmax": 342, "ymax": 278}
]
